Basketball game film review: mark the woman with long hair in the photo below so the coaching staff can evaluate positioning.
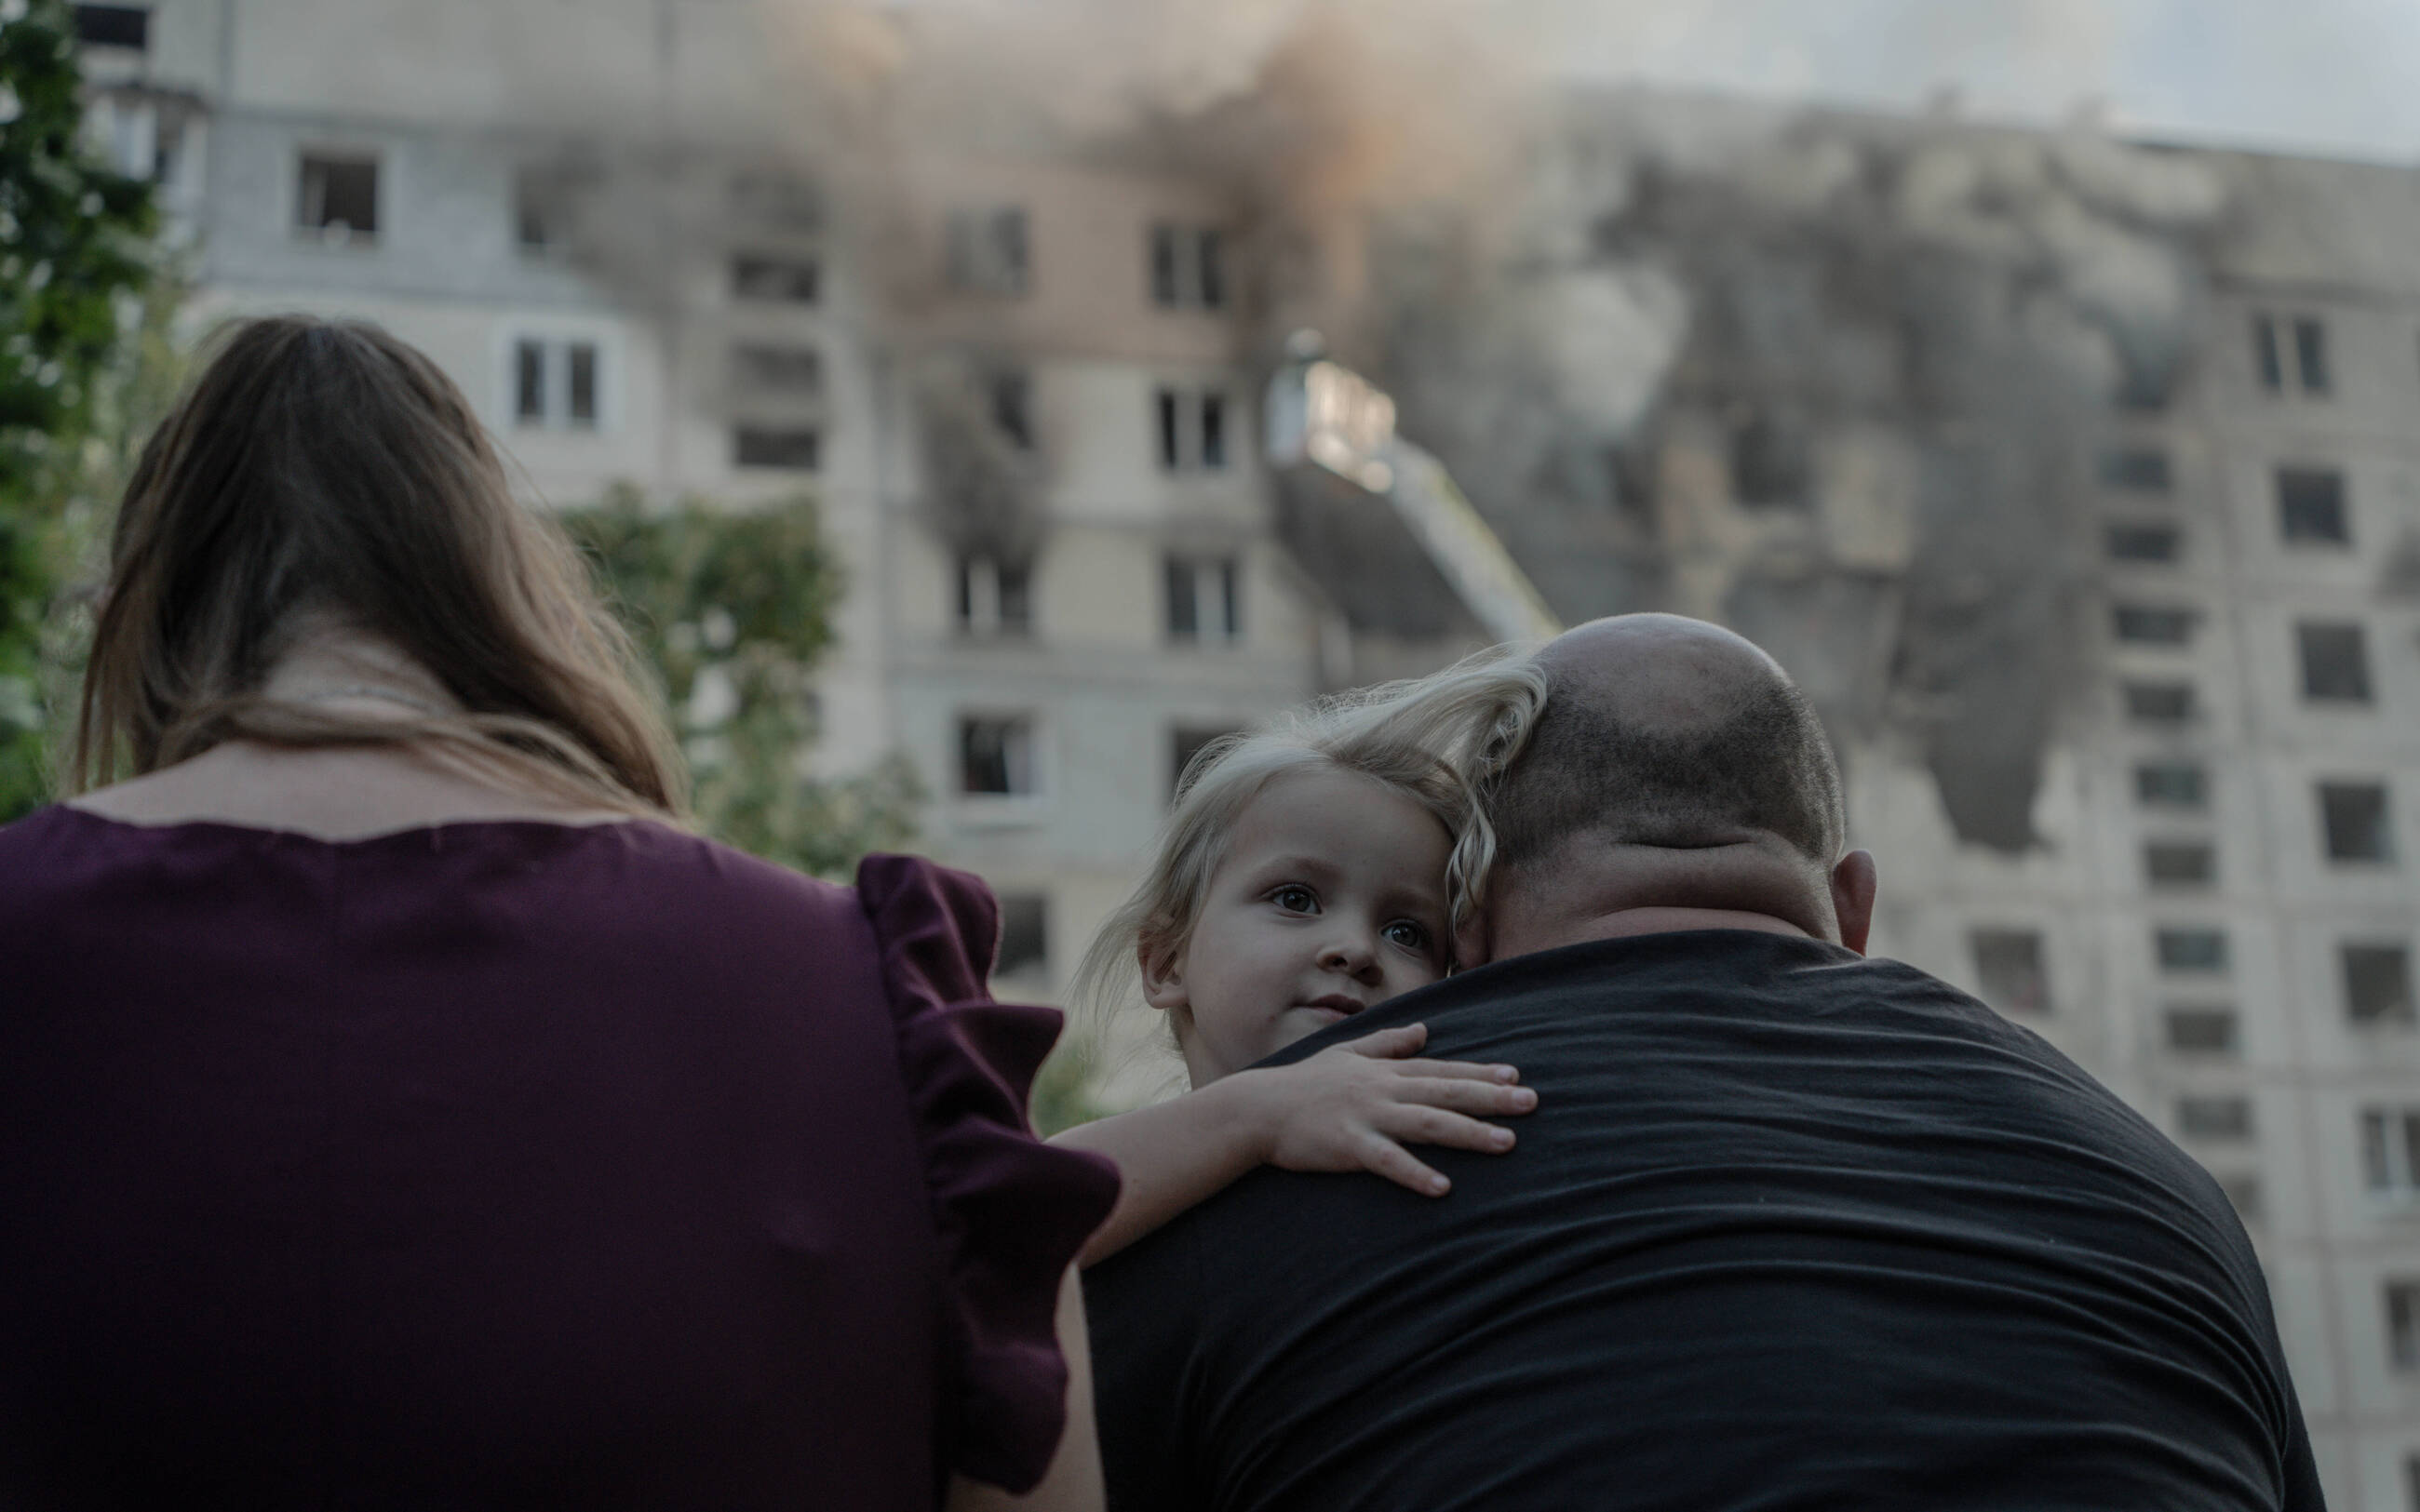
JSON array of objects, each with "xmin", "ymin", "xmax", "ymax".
[{"xmin": 0, "ymin": 315, "xmax": 1114, "ymax": 1510}]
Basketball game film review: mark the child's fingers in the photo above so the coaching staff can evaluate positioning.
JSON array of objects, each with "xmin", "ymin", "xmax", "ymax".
[
  {"xmin": 1392, "ymin": 1077, "xmax": 1538, "ymax": 1117},
  {"xmin": 1396, "ymin": 1057, "xmax": 1524, "ymax": 1085},
  {"xmin": 1358, "ymin": 1131, "xmax": 1453, "ymax": 1196},
  {"xmin": 1378, "ymin": 1104, "xmax": 1520, "ymax": 1155},
  {"xmin": 1338, "ymin": 1023, "xmax": 1428, "ymax": 1060}
]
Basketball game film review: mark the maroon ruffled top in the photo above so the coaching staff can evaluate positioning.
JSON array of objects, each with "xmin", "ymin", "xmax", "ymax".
[{"xmin": 0, "ymin": 808, "xmax": 1118, "ymax": 1509}]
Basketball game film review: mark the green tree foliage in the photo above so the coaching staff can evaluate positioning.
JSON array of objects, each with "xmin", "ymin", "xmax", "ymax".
[
  {"xmin": 0, "ymin": 0, "xmax": 157, "ymax": 818},
  {"xmin": 562, "ymin": 484, "xmax": 922, "ymax": 878}
]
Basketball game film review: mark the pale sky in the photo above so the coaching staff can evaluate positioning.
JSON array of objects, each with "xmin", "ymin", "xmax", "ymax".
[{"xmin": 1519, "ymin": 0, "xmax": 2420, "ymax": 163}]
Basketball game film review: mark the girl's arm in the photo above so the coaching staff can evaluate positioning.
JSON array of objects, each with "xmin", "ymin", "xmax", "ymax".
[{"xmin": 1050, "ymin": 1023, "xmax": 1536, "ymax": 1267}]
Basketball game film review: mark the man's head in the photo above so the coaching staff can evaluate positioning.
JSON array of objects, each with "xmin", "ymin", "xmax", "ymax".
[{"xmin": 1468, "ymin": 614, "xmax": 1877, "ymax": 964}]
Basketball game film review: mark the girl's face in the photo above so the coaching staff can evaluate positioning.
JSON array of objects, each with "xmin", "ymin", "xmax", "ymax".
[{"xmin": 1145, "ymin": 768, "xmax": 1454, "ymax": 1086}]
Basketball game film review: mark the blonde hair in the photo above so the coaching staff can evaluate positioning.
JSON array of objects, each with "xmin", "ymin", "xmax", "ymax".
[
  {"xmin": 73, "ymin": 315, "xmax": 685, "ymax": 818},
  {"xmin": 1072, "ymin": 647, "xmax": 1549, "ymax": 1035}
]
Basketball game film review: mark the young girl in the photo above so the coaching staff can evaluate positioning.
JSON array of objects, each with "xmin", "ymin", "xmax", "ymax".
[{"xmin": 1054, "ymin": 653, "xmax": 1548, "ymax": 1266}]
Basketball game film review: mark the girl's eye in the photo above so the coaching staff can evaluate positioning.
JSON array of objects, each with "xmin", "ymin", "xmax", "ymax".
[
  {"xmin": 1384, "ymin": 919, "xmax": 1432, "ymax": 953},
  {"xmin": 1269, "ymin": 884, "xmax": 1319, "ymax": 915}
]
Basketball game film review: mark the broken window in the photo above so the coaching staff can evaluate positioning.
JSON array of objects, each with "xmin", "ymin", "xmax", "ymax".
[
  {"xmin": 2123, "ymin": 681, "xmax": 2196, "ymax": 724},
  {"xmin": 514, "ymin": 170, "xmax": 560, "ymax": 254},
  {"xmin": 960, "ymin": 715, "xmax": 1037, "ymax": 796},
  {"xmin": 733, "ymin": 426, "xmax": 819, "ymax": 472},
  {"xmin": 2106, "ymin": 522, "xmax": 2180, "ymax": 564},
  {"xmin": 2253, "ymin": 314, "xmax": 2283, "ymax": 393},
  {"xmin": 733, "ymin": 343, "xmax": 823, "ymax": 396},
  {"xmin": 73, "ymin": 5, "xmax": 148, "ymax": 47},
  {"xmin": 1170, "ymin": 725, "xmax": 1242, "ymax": 800},
  {"xmin": 2112, "ymin": 605, "xmax": 2196, "ymax": 646},
  {"xmin": 2157, "ymin": 927, "xmax": 2228, "ymax": 974},
  {"xmin": 2277, "ymin": 467, "xmax": 2350, "ymax": 544},
  {"xmin": 2362, "ymin": 1106, "xmax": 2420, "ymax": 1198},
  {"xmin": 1729, "ymin": 409, "xmax": 1812, "ymax": 507},
  {"xmin": 2294, "ymin": 316, "xmax": 2331, "ymax": 395},
  {"xmin": 948, "ymin": 207, "xmax": 1029, "ymax": 296},
  {"xmin": 2319, "ymin": 781, "xmax": 2394, "ymax": 863},
  {"xmin": 995, "ymin": 892, "xmax": 1049, "ymax": 978},
  {"xmin": 2163, "ymin": 1005, "xmax": 2238, "ymax": 1056},
  {"xmin": 2099, "ymin": 447, "xmax": 2172, "ymax": 493},
  {"xmin": 2175, "ymin": 1095, "xmax": 2252, "ymax": 1143},
  {"xmin": 955, "ymin": 555, "xmax": 1031, "ymax": 637},
  {"xmin": 2346, "ymin": 943, "xmax": 2416, "ymax": 1024},
  {"xmin": 2297, "ymin": 622, "xmax": 2372, "ymax": 702},
  {"xmin": 1165, "ymin": 555, "xmax": 1241, "ymax": 644},
  {"xmin": 297, "ymin": 152, "xmax": 378, "ymax": 243},
  {"xmin": 1149, "ymin": 222, "xmax": 1226, "ymax": 309},
  {"xmin": 732, "ymin": 254, "xmax": 820, "ymax": 304},
  {"xmin": 1970, "ymin": 929, "xmax": 2049, "ymax": 1015},
  {"xmin": 2135, "ymin": 761, "xmax": 2208, "ymax": 810},
  {"xmin": 2144, "ymin": 841, "xmax": 2215, "ymax": 888}
]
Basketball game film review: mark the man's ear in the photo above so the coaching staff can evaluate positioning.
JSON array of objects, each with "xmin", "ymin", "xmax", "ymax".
[
  {"xmin": 1138, "ymin": 937, "xmax": 1189, "ymax": 1012},
  {"xmin": 1830, "ymin": 849, "xmax": 1877, "ymax": 956}
]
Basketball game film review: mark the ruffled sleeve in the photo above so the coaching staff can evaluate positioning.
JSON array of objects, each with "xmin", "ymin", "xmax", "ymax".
[{"xmin": 856, "ymin": 853, "xmax": 1122, "ymax": 1494}]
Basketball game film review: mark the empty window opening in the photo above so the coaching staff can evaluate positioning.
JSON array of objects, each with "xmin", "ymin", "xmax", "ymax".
[
  {"xmin": 2123, "ymin": 681, "xmax": 2196, "ymax": 724},
  {"xmin": 2363, "ymin": 1107, "xmax": 2420, "ymax": 1199},
  {"xmin": 733, "ymin": 426, "xmax": 819, "ymax": 472},
  {"xmin": 1165, "ymin": 555, "xmax": 1241, "ymax": 644},
  {"xmin": 2253, "ymin": 314, "xmax": 2283, "ymax": 393},
  {"xmin": 514, "ymin": 169, "xmax": 568, "ymax": 255},
  {"xmin": 2293, "ymin": 316, "xmax": 2331, "ymax": 395},
  {"xmin": 729, "ymin": 170, "xmax": 822, "ymax": 232},
  {"xmin": 2157, "ymin": 927, "xmax": 2228, "ymax": 974},
  {"xmin": 2106, "ymin": 523, "xmax": 2180, "ymax": 564},
  {"xmin": 297, "ymin": 153, "xmax": 378, "ymax": 242},
  {"xmin": 1970, "ymin": 929, "xmax": 2049, "ymax": 1015},
  {"xmin": 510, "ymin": 337, "xmax": 600, "ymax": 431},
  {"xmin": 2391, "ymin": 1281, "xmax": 2420, "ymax": 1372},
  {"xmin": 732, "ymin": 254, "xmax": 820, "ymax": 304},
  {"xmin": 2319, "ymin": 781, "xmax": 2394, "ymax": 863},
  {"xmin": 2113, "ymin": 605, "xmax": 2196, "ymax": 646},
  {"xmin": 2163, "ymin": 1006, "xmax": 2238, "ymax": 1056},
  {"xmin": 2297, "ymin": 622, "xmax": 2373, "ymax": 702},
  {"xmin": 994, "ymin": 893, "xmax": 1049, "ymax": 979},
  {"xmin": 1154, "ymin": 387, "xmax": 1230, "ymax": 472},
  {"xmin": 2144, "ymin": 841, "xmax": 2216, "ymax": 889},
  {"xmin": 1149, "ymin": 222, "xmax": 1226, "ymax": 310},
  {"xmin": 733, "ymin": 343, "xmax": 823, "ymax": 396},
  {"xmin": 515, "ymin": 340, "xmax": 544, "ymax": 424},
  {"xmin": 960, "ymin": 716, "xmax": 1036, "ymax": 796},
  {"xmin": 2345, "ymin": 943, "xmax": 2416, "ymax": 1024},
  {"xmin": 947, "ymin": 207, "xmax": 1029, "ymax": 296},
  {"xmin": 2277, "ymin": 467, "xmax": 2350, "ymax": 545},
  {"xmin": 1170, "ymin": 725, "xmax": 1242, "ymax": 800},
  {"xmin": 955, "ymin": 555, "xmax": 1031, "ymax": 637},
  {"xmin": 2135, "ymin": 761, "xmax": 2208, "ymax": 810},
  {"xmin": 2100, "ymin": 447, "xmax": 2173, "ymax": 493},
  {"xmin": 1729, "ymin": 408, "xmax": 1813, "ymax": 507},
  {"xmin": 2175, "ymin": 1095, "xmax": 2252, "ymax": 1143},
  {"xmin": 74, "ymin": 5, "xmax": 148, "ymax": 47}
]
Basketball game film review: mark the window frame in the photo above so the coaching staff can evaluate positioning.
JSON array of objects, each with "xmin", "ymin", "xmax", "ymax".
[{"xmin": 295, "ymin": 149, "xmax": 381, "ymax": 247}]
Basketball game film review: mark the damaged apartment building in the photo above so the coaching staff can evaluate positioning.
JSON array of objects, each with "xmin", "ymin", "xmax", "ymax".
[{"xmin": 72, "ymin": 3, "xmax": 2420, "ymax": 1505}]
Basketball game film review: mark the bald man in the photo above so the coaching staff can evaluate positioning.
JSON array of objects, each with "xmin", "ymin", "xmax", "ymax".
[{"xmin": 1085, "ymin": 616, "xmax": 2322, "ymax": 1512}]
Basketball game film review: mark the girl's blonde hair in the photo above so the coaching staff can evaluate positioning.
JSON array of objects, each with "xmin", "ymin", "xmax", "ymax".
[{"xmin": 1071, "ymin": 647, "xmax": 1549, "ymax": 1030}]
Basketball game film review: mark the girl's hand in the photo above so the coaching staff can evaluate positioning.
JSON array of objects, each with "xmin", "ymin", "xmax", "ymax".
[{"xmin": 1238, "ymin": 1023, "xmax": 1537, "ymax": 1197}]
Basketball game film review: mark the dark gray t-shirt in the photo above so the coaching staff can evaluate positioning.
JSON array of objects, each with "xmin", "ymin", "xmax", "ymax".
[{"xmin": 1085, "ymin": 930, "xmax": 2323, "ymax": 1512}]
